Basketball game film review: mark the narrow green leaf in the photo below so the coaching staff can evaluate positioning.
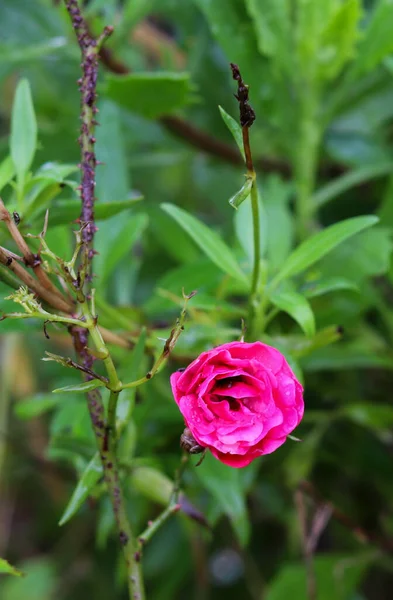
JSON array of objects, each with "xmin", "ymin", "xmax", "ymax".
[
  {"xmin": 273, "ymin": 216, "xmax": 379, "ymax": 286},
  {"xmin": 52, "ymin": 380, "xmax": 105, "ymax": 394},
  {"xmin": 10, "ymin": 79, "xmax": 37, "ymax": 181},
  {"xmin": 161, "ymin": 203, "xmax": 247, "ymax": 284},
  {"xmin": 235, "ymin": 186, "xmax": 266, "ymax": 263},
  {"xmin": 0, "ymin": 558, "xmax": 24, "ymax": 577},
  {"xmin": 303, "ymin": 277, "xmax": 358, "ymax": 298},
  {"xmin": 101, "ymin": 213, "xmax": 148, "ymax": 285},
  {"xmin": 270, "ymin": 290, "xmax": 316, "ymax": 337},
  {"xmin": 229, "ymin": 177, "xmax": 252, "ymax": 209},
  {"xmin": 0, "ymin": 156, "xmax": 16, "ymax": 193},
  {"xmin": 313, "ymin": 162, "xmax": 393, "ymax": 208},
  {"xmin": 105, "ymin": 72, "xmax": 193, "ymax": 119},
  {"xmin": 59, "ymin": 453, "xmax": 102, "ymax": 525},
  {"xmin": 196, "ymin": 452, "xmax": 250, "ymax": 546},
  {"xmin": 218, "ymin": 105, "xmax": 245, "ymax": 161}
]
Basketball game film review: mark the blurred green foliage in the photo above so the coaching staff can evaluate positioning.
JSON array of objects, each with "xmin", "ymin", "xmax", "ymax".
[{"xmin": 1, "ymin": 0, "xmax": 393, "ymax": 599}]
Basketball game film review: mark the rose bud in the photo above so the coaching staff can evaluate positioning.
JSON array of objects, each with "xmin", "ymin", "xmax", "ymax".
[{"xmin": 170, "ymin": 341, "xmax": 304, "ymax": 468}]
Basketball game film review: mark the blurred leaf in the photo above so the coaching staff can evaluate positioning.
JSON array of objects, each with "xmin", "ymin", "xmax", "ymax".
[
  {"xmin": 313, "ymin": 162, "xmax": 393, "ymax": 208},
  {"xmin": 130, "ymin": 466, "xmax": 173, "ymax": 505},
  {"xmin": 149, "ymin": 207, "xmax": 202, "ymax": 265},
  {"xmin": 196, "ymin": 452, "xmax": 250, "ymax": 546},
  {"xmin": 195, "ymin": 0, "xmax": 263, "ymax": 99},
  {"xmin": 317, "ymin": 0, "xmax": 361, "ymax": 80},
  {"xmin": 0, "ymin": 156, "xmax": 15, "ymax": 194},
  {"xmin": 14, "ymin": 394, "xmax": 63, "ymax": 420},
  {"xmin": 301, "ymin": 343, "xmax": 393, "ymax": 371},
  {"xmin": 234, "ymin": 190, "xmax": 266, "ymax": 264},
  {"xmin": 0, "ymin": 558, "xmax": 23, "ymax": 577},
  {"xmin": 319, "ymin": 228, "xmax": 393, "ymax": 283},
  {"xmin": 117, "ymin": 328, "xmax": 147, "ymax": 428},
  {"xmin": 245, "ymin": 0, "xmax": 290, "ymax": 60},
  {"xmin": 266, "ymin": 553, "xmax": 370, "ymax": 600},
  {"xmin": 229, "ymin": 177, "xmax": 253, "ymax": 209},
  {"xmin": 45, "ymin": 197, "xmax": 142, "ymax": 227},
  {"xmin": 100, "ymin": 213, "xmax": 148, "ymax": 285},
  {"xmin": 59, "ymin": 452, "xmax": 102, "ymax": 525},
  {"xmin": 270, "ymin": 290, "xmax": 316, "ymax": 337},
  {"xmin": 272, "ymin": 216, "xmax": 379, "ymax": 285},
  {"xmin": 52, "ymin": 380, "xmax": 105, "ymax": 394},
  {"xmin": 263, "ymin": 175, "xmax": 294, "ymax": 272},
  {"xmin": 1, "ymin": 558, "xmax": 56, "ymax": 600},
  {"xmin": 218, "ymin": 105, "xmax": 245, "ymax": 161},
  {"xmin": 340, "ymin": 404, "xmax": 393, "ymax": 432},
  {"xmin": 303, "ymin": 277, "xmax": 358, "ymax": 298},
  {"xmin": 353, "ymin": 0, "xmax": 393, "ymax": 75},
  {"xmin": 10, "ymin": 79, "xmax": 37, "ymax": 182},
  {"xmin": 161, "ymin": 203, "xmax": 247, "ymax": 284},
  {"xmin": 105, "ymin": 72, "xmax": 193, "ymax": 119},
  {"xmin": 285, "ymin": 426, "xmax": 327, "ymax": 487}
]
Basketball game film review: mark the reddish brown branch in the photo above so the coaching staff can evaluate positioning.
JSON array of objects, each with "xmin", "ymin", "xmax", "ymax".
[{"xmin": 300, "ymin": 480, "xmax": 393, "ymax": 554}]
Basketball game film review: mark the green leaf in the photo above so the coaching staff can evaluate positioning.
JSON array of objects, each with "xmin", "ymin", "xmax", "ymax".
[
  {"xmin": 313, "ymin": 162, "xmax": 393, "ymax": 208},
  {"xmin": 263, "ymin": 175, "xmax": 294, "ymax": 273},
  {"xmin": 272, "ymin": 216, "xmax": 379, "ymax": 286},
  {"xmin": 195, "ymin": 0, "xmax": 263, "ymax": 99},
  {"xmin": 266, "ymin": 553, "xmax": 370, "ymax": 600},
  {"xmin": 234, "ymin": 188, "xmax": 267, "ymax": 263},
  {"xmin": 317, "ymin": 0, "xmax": 361, "ymax": 80},
  {"xmin": 218, "ymin": 105, "xmax": 245, "ymax": 161},
  {"xmin": 353, "ymin": 0, "xmax": 393, "ymax": 75},
  {"xmin": 105, "ymin": 72, "xmax": 194, "ymax": 119},
  {"xmin": 303, "ymin": 277, "xmax": 358, "ymax": 298},
  {"xmin": 228, "ymin": 177, "xmax": 253, "ymax": 209},
  {"xmin": 52, "ymin": 380, "xmax": 105, "ymax": 394},
  {"xmin": 161, "ymin": 203, "xmax": 247, "ymax": 284},
  {"xmin": 319, "ymin": 228, "xmax": 393, "ymax": 284},
  {"xmin": 270, "ymin": 290, "xmax": 316, "ymax": 337},
  {"xmin": 196, "ymin": 452, "xmax": 250, "ymax": 546},
  {"xmin": 285, "ymin": 426, "xmax": 327, "ymax": 487},
  {"xmin": 100, "ymin": 213, "xmax": 148, "ymax": 285},
  {"xmin": 44, "ymin": 197, "xmax": 142, "ymax": 227},
  {"xmin": 340, "ymin": 404, "xmax": 393, "ymax": 432},
  {"xmin": 130, "ymin": 466, "xmax": 173, "ymax": 506},
  {"xmin": 117, "ymin": 328, "xmax": 147, "ymax": 428},
  {"xmin": 244, "ymin": 0, "xmax": 291, "ymax": 61},
  {"xmin": 0, "ymin": 558, "xmax": 23, "ymax": 577},
  {"xmin": 59, "ymin": 453, "xmax": 102, "ymax": 525},
  {"xmin": 10, "ymin": 79, "xmax": 37, "ymax": 181},
  {"xmin": 1, "ymin": 558, "xmax": 56, "ymax": 600},
  {"xmin": 14, "ymin": 394, "xmax": 63, "ymax": 420},
  {"xmin": 0, "ymin": 156, "xmax": 16, "ymax": 193}
]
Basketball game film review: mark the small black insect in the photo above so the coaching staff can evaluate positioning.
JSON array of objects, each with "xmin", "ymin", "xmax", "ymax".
[{"xmin": 13, "ymin": 212, "xmax": 21, "ymax": 226}]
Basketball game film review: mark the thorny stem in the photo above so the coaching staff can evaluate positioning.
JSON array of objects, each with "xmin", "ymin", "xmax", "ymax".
[
  {"xmin": 63, "ymin": 2, "xmax": 144, "ymax": 599},
  {"xmin": 230, "ymin": 64, "xmax": 261, "ymax": 338}
]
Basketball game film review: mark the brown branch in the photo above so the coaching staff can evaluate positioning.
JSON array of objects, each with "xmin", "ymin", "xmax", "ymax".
[
  {"xmin": 0, "ymin": 199, "xmax": 67, "ymax": 302},
  {"xmin": 0, "ymin": 246, "xmax": 73, "ymax": 313},
  {"xmin": 300, "ymin": 480, "xmax": 393, "ymax": 554},
  {"xmin": 295, "ymin": 489, "xmax": 317, "ymax": 600}
]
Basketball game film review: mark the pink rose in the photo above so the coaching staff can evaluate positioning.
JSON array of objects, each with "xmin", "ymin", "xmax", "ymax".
[{"xmin": 170, "ymin": 341, "xmax": 304, "ymax": 468}]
